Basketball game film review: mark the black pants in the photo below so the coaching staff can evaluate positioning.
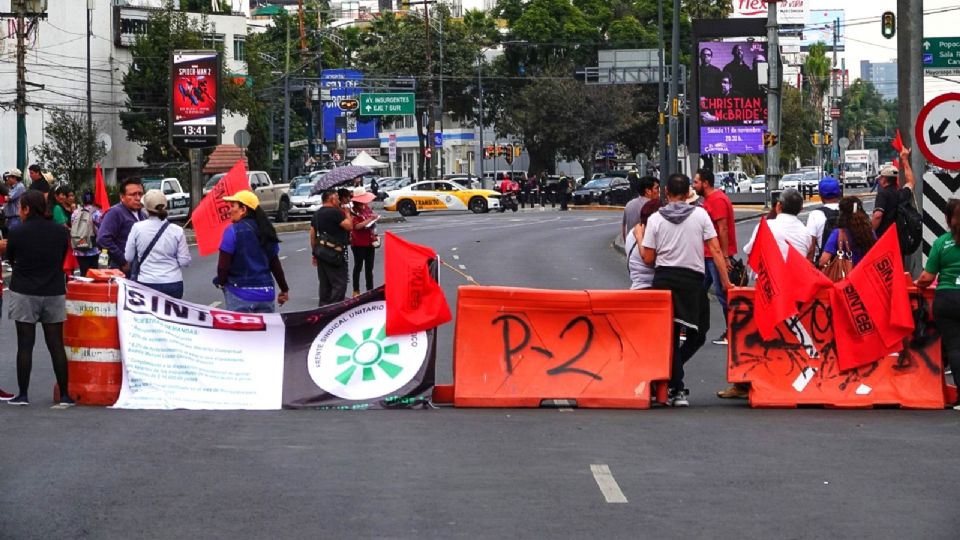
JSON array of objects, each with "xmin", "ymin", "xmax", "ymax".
[
  {"xmin": 559, "ymin": 192, "xmax": 569, "ymax": 210},
  {"xmin": 351, "ymin": 245, "xmax": 375, "ymax": 293},
  {"xmin": 934, "ymin": 289, "xmax": 960, "ymax": 387},
  {"xmin": 317, "ymin": 259, "xmax": 349, "ymax": 306},
  {"xmin": 16, "ymin": 321, "xmax": 69, "ymax": 398}
]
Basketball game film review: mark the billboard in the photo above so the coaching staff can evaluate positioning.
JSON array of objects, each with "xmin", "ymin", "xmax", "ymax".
[
  {"xmin": 731, "ymin": 0, "xmax": 808, "ymax": 26},
  {"xmin": 802, "ymin": 9, "xmax": 844, "ymax": 51},
  {"xmin": 697, "ymin": 40, "xmax": 768, "ymax": 154},
  {"xmin": 322, "ymin": 69, "xmax": 378, "ymax": 145},
  {"xmin": 170, "ymin": 50, "xmax": 221, "ymax": 148}
]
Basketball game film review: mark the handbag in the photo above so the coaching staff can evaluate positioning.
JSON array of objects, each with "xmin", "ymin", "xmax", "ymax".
[
  {"xmin": 371, "ymin": 234, "xmax": 381, "ymax": 248},
  {"xmin": 727, "ymin": 256, "xmax": 749, "ymax": 287},
  {"xmin": 312, "ymin": 231, "xmax": 345, "ymax": 266},
  {"xmin": 822, "ymin": 229, "xmax": 853, "ymax": 283},
  {"xmin": 130, "ymin": 221, "xmax": 170, "ymax": 281}
]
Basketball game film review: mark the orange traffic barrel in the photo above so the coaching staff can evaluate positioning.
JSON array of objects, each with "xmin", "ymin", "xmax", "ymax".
[{"xmin": 63, "ymin": 274, "xmax": 123, "ymax": 406}]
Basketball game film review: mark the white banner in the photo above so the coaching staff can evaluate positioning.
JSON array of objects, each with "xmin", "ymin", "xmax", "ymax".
[{"xmin": 113, "ymin": 279, "xmax": 285, "ymax": 410}]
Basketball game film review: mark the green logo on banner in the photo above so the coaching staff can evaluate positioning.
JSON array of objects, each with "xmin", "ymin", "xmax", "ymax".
[{"xmin": 309, "ymin": 301, "xmax": 427, "ymax": 400}]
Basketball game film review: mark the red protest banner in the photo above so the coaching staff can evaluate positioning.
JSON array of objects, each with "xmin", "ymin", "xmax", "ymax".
[{"xmin": 192, "ymin": 160, "xmax": 250, "ymax": 256}]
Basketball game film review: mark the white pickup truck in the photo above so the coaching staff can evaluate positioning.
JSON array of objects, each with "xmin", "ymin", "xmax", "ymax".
[
  {"xmin": 142, "ymin": 177, "xmax": 190, "ymax": 220},
  {"xmin": 203, "ymin": 170, "xmax": 292, "ymax": 222}
]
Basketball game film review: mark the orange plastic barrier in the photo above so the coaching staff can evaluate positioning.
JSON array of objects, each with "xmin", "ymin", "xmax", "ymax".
[
  {"xmin": 451, "ymin": 286, "xmax": 673, "ymax": 408},
  {"xmin": 63, "ymin": 277, "xmax": 122, "ymax": 406},
  {"xmin": 727, "ymin": 287, "xmax": 946, "ymax": 409}
]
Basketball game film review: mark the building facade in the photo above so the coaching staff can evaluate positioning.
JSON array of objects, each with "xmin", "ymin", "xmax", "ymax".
[{"xmin": 860, "ymin": 60, "xmax": 897, "ymax": 101}]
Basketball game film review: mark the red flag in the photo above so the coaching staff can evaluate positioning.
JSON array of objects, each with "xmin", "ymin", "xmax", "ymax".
[
  {"xmin": 747, "ymin": 219, "xmax": 797, "ymax": 340},
  {"xmin": 192, "ymin": 159, "xmax": 250, "ymax": 256},
  {"xmin": 891, "ymin": 129, "xmax": 903, "ymax": 152},
  {"xmin": 832, "ymin": 227, "xmax": 914, "ymax": 371},
  {"xmin": 384, "ymin": 231, "xmax": 452, "ymax": 336},
  {"xmin": 63, "ymin": 245, "xmax": 79, "ymax": 274},
  {"xmin": 785, "ymin": 244, "xmax": 832, "ymax": 306},
  {"xmin": 94, "ymin": 163, "xmax": 110, "ymax": 212}
]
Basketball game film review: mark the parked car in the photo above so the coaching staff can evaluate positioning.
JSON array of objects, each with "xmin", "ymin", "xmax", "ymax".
[
  {"xmin": 383, "ymin": 180, "xmax": 501, "ymax": 216},
  {"xmin": 715, "ymin": 171, "xmax": 751, "ymax": 193},
  {"xmin": 780, "ymin": 173, "xmax": 804, "ymax": 190},
  {"xmin": 203, "ymin": 170, "xmax": 292, "ymax": 222},
  {"xmin": 375, "ymin": 177, "xmax": 414, "ymax": 200},
  {"xmin": 801, "ymin": 171, "xmax": 820, "ymax": 193},
  {"xmin": 445, "ymin": 176, "xmax": 481, "ymax": 190},
  {"xmin": 289, "ymin": 175, "xmax": 313, "ymax": 191},
  {"xmin": 289, "ymin": 183, "xmax": 322, "ymax": 218},
  {"xmin": 141, "ymin": 177, "xmax": 190, "ymax": 220},
  {"xmin": 571, "ymin": 176, "xmax": 633, "ymax": 206}
]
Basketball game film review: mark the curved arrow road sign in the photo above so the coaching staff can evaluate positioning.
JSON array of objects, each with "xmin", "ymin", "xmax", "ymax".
[{"xmin": 916, "ymin": 93, "xmax": 960, "ymax": 170}]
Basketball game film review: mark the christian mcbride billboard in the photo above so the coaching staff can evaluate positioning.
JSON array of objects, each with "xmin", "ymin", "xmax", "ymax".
[
  {"xmin": 170, "ymin": 50, "xmax": 221, "ymax": 148},
  {"xmin": 697, "ymin": 40, "xmax": 768, "ymax": 155}
]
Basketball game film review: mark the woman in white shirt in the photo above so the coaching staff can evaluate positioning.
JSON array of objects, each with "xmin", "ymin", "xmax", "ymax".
[{"xmin": 125, "ymin": 190, "xmax": 191, "ymax": 298}]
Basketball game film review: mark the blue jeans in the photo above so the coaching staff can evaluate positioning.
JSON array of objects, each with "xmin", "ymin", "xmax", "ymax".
[
  {"xmin": 223, "ymin": 287, "xmax": 275, "ymax": 313},
  {"xmin": 703, "ymin": 258, "xmax": 728, "ymax": 332},
  {"xmin": 141, "ymin": 281, "xmax": 184, "ymax": 299}
]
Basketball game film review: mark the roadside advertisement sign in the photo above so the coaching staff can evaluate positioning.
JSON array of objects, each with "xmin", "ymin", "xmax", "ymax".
[
  {"xmin": 170, "ymin": 50, "xmax": 221, "ymax": 148},
  {"xmin": 697, "ymin": 40, "xmax": 768, "ymax": 154},
  {"xmin": 731, "ymin": 0, "xmax": 808, "ymax": 26}
]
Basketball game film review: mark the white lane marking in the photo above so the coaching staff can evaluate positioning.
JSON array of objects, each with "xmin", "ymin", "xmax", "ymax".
[
  {"xmin": 296, "ymin": 248, "xmax": 307, "ymax": 252},
  {"xmin": 558, "ymin": 408, "xmax": 574, "ymax": 412},
  {"xmin": 452, "ymin": 255, "xmax": 460, "ymax": 260},
  {"xmin": 209, "ymin": 301, "xmax": 222, "ymax": 308},
  {"xmin": 583, "ymin": 218, "xmax": 600, "ymax": 222},
  {"xmin": 451, "ymin": 247, "xmax": 457, "ymax": 251},
  {"xmin": 590, "ymin": 464, "xmax": 628, "ymax": 503},
  {"xmin": 279, "ymin": 256, "xmax": 288, "ymax": 260},
  {"xmin": 458, "ymin": 264, "xmax": 467, "ymax": 270}
]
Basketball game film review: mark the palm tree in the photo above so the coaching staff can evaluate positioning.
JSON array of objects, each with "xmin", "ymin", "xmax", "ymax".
[
  {"xmin": 803, "ymin": 42, "xmax": 831, "ymax": 122},
  {"xmin": 840, "ymin": 79, "xmax": 885, "ymax": 149}
]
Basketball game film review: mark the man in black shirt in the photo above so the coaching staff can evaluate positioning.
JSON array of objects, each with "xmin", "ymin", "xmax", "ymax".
[
  {"xmin": 872, "ymin": 148, "xmax": 916, "ymax": 236},
  {"xmin": 310, "ymin": 189, "xmax": 353, "ymax": 306},
  {"xmin": 26, "ymin": 164, "xmax": 49, "ymax": 194}
]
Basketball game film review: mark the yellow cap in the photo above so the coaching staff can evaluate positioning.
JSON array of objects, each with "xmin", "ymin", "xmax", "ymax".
[{"xmin": 222, "ymin": 189, "xmax": 260, "ymax": 210}]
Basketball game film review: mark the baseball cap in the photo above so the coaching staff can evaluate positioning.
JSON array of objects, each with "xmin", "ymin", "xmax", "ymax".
[
  {"xmin": 143, "ymin": 189, "xmax": 167, "ymax": 213},
  {"xmin": 818, "ymin": 176, "xmax": 841, "ymax": 199},
  {"xmin": 4, "ymin": 167, "xmax": 22, "ymax": 178},
  {"xmin": 879, "ymin": 164, "xmax": 898, "ymax": 177},
  {"xmin": 222, "ymin": 189, "xmax": 260, "ymax": 210}
]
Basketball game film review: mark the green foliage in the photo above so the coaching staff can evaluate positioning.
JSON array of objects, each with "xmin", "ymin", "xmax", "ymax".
[
  {"xmin": 803, "ymin": 42, "xmax": 831, "ymax": 114},
  {"xmin": 779, "ymin": 84, "xmax": 817, "ymax": 171},
  {"xmin": 839, "ymin": 79, "xmax": 889, "ymax": 150},
  {"xmin": 120, "ymin": 2, "xmax": 249, "ymax": 165},
  {"xmin": 31, "ymin": 108, "xmax": 107, "ymax": 188}
]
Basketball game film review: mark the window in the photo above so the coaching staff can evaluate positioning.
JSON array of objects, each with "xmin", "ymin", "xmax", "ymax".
[
  {"xmin": 233, "ymin": 35, "xmax": 245, "ymax": 62},
  {"xmin": 203, "ymin": 33, "xmax": 225, "ymax": 49}
]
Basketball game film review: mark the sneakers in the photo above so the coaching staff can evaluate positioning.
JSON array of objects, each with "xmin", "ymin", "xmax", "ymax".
[
  {"xmin": 0, "ymin": 388, "xmax": 14, "ymax": 401},
  {"xmin": 712, "ymin": 332, "xmax": 728, "ymax": 346},
  {"xmin": 52, "ymin": 396, "xmax": 75, "ymax": 410},
  {"xmin": 7, "ymin": 394, "xmax": 29, "ymax": 406},
  {"xmin": 716, "ymin": 384, "xmax": 749, "ymax": 399},
  {"xmin": 667, "ymin": 388, "xmax": 690, "ymax": 407}
]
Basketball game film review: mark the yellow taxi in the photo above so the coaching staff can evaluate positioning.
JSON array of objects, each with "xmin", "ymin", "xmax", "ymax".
[{"xmin": 382, "ymin": 180, "xmax": 502, "ymax": 216}]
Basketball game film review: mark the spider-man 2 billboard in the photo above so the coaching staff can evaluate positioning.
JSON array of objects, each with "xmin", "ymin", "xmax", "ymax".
[{"xmin": 170, "ymin": 50, "xmax": 221, "ymax": 148}]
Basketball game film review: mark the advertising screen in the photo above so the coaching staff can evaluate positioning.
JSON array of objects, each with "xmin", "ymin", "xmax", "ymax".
[
  {"xmin": 697, "ymin": 40, "xmax": 768, "ymax": 154},
  {"xmin": 170, "ymin": 51, "xmax": 220, "ymax": 148}
]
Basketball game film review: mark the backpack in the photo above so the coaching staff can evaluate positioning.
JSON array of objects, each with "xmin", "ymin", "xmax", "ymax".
[
  {"xmin": 70, "ymin": 208, "xmax": 96, "ymax": 250},
  {"xmin": 895, "ymin": 191, "xmax": 922, "ymax": 256},
  {"xmin": 817, "ymin": 206, "xmax": 840, "ymax": 258}
]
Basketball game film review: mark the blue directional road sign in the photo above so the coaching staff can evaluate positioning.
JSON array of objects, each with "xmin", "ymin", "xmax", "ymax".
[{"xmin": 434, "ymin": 132, "xmax": 443, "ymax": 147}]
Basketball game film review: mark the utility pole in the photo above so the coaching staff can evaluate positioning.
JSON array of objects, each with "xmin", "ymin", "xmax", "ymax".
[
  {"xmin": 87, "ymin": 0, "xmax": 93, "ymax": 181},
  {"xmin": 830, "ymin": 17, "xmax": 839, "ymax": 177},
  {"xmin": 438, "ymin": 13, "xmax": 444, "ymax": 177},
  {"xmin": 668, "ymin": 0, "xmax": 680, "ymax": 174},
  {"xmin": 283, "ymin": 20, "xmax": 291, "ymax": 183},
  {"xmin": 657, "ymin": 0, "xmax": 667, "ymax": 185},
  {"xmin": 477, "ymin": 55, "xmax": 485, "ymax": 184},
  {"xmin": 15, "ymin": 3, "xmax": 27, "ymax": 171},
  {"xmin": 897, "ymin": 0, "xmax": 924, "ymax": 275},
  {"xmin": 424, "ymin": 2, "xmax": 434, "ymax": 180},
  {"xmin": 765, "ymin": 0, "xmax": 782, "ymax": 198}
]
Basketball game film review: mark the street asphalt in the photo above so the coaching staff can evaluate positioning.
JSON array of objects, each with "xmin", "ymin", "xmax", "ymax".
[{"xmin": 2, "ymin": 196, "xmax": 958, "ymax": 539}]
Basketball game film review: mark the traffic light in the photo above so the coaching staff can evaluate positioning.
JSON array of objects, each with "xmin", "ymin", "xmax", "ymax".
[
  {"xmin": 812, "ymin": 132, "xmax": 821, "ymax": 146},
  {"xmin": 496, "ymin": 145, "xmax": 505, "ymax": 157},
  {"xmin": 400, "ymin": 0, "xmax": 410, "ymax": 10},
  {"xmin": 504, "ymin": 144, "xmax": 514, "ymax": 164},
  {"xmin": 484, "ymin": 145, "xmax": 494, "ymax": 159},
  {"xmin": 881, "ymin": 11, "xmax": 895, "ymax": 39},
  {"xmin": 514, "ymin": 145, "xmax": 521, "ymax": 157},
  {"xmin": 824, "ymin": 133, "xmax": 831, "ymax": 145}
]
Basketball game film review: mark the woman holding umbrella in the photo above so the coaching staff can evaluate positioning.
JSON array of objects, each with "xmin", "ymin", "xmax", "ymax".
[{"xmin": 348, "ymin": 186, "xmax": 379, "ymax": 297}]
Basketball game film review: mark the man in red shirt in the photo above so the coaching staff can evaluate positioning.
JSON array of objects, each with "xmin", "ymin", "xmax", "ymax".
[{"xmin": 693, "ymin": 168, "xmax": 737, "ymax": 346}]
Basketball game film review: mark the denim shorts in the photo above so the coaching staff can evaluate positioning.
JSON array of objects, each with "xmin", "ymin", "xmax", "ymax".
[
  {"xmin": 7, "ymin": 290, "xmax": 66, "ymax": 324},
  {"xmin": 223, "ymin": 287, "xmax": 275, "ymax": 314}
]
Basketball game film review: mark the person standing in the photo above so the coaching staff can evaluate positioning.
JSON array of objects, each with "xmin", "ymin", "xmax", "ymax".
[
  {"xmin": 348, "ymin": 186, "xmax": 379, "ymax": 297},
  {"xmin": 125, "ymin": 190, "xmax": 191, "ymax": 298},
  {"xmin": 71, "ymin": 191, "xmax": 103, "ymax": 278},
  {"xmin": 872, "ymin": 147, "xmax": 916, "ymax": 236},
  {"xmin": 3, "ymin": 169, "xmax": 25, "ymax": 231},
  {"xmin": 625, "ymin": 198, "xmax": 662, "ymax": 290},
  {"xmin": 311, "ymin": 189, "xmax": 352, "ymax": 306},
  {"xmin": 693, "ymin": 169, "xmax": 737, "ymax": 346},
  {"xmin": 0, "ymin": 234, "xmax": 13, "ymax": 400},
  {"xmin": 743, "ymin": 188, "xmax": 813, "ymax": 259},
  {"xmin": 97, "ymin": 178, "xmax": 147, "ymax": 272},
  {"xmin": 917, "ymin": 198, "xmax": 960, "ymax": 396},
  {"xmin": 698, "ymin": 47, "xmax": 723, "ymax": 96},
  {"xmin": 622, "ymin": 176, "xmax": 660, "ymax": 241},
  {"xmin": 51, "ymin": 183, "xmax": 75, "ymax": 227},
  {"xmin": 26, "ymin": 164, "xmax": 49, "ymax": 194},
  {"xmin": 641, "ymin": 173, "xmax": 731, "ymax": 406},
  {"xmin": 722, "ymin": 44, "xmax": 754, "ymax": 95},
  {"xmin": 806, "ymin": 176, "xmax": 842, "ymax": 259},
  {"xmin": 215, "ymin": 190, "xmax": 290, "ymax": 313},
  {"xmin": 5, "ymin": 190, "xmax": 73, "ymax": 408},
  {"xmin": 817, "ymin": 196, "xmax": 876, "ymax": 269}
]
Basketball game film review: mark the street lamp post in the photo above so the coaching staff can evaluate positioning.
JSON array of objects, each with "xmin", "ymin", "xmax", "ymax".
[{"xmin": 477, "ymin": 53, "xmax": 486, "ymax": 186}]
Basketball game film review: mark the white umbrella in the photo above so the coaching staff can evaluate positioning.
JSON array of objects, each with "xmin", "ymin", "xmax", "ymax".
[{"xmin": 351, "ymin": 151, "xmax": 389, "ymax": 169}]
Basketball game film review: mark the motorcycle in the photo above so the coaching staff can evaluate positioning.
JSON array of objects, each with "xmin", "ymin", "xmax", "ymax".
[{"xmin": 499, "ymin": 191, "xmax": 520, "ymax": 212}]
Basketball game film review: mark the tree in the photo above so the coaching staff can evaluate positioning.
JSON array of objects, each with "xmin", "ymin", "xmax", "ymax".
[
  {"xmin": 32, "ymin": 108, "xmax": 107, "ymax": 188},
  {"xmin": 839, "ymin": 79, "xmax": 886, "ymax": 150},
  {"xmin": 779, "ymin": 84, "xmax": 817, "ymax": 171},
  {"xmin": 120, "ymin": 2, "xmax": 249, "ymax": 165},
  {"xmin": 803, "ymin": 42, "xmax": 831, "ymax": 121}
]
